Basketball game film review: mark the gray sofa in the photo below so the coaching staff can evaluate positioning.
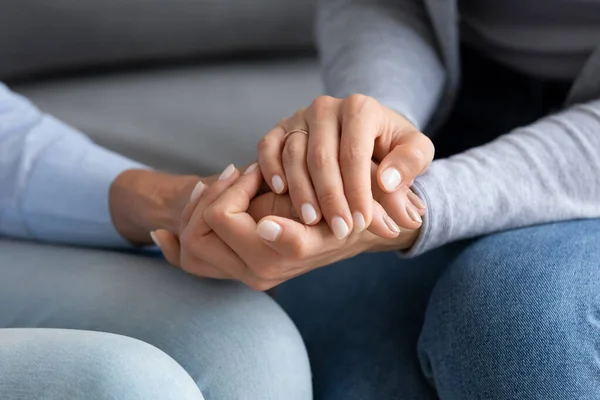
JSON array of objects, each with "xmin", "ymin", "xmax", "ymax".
[{"xmin": 7, "ymin": 0, "xmax": 322, "ymax": 176}]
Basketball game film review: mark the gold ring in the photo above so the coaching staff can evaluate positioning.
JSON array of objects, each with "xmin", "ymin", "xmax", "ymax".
[{"xmin": 283, "ymin": 129, "xmax": 309, "ymax": 141}]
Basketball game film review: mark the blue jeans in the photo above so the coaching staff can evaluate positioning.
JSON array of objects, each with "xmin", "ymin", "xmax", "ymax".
[
  {"xmin": 277, "ymin": 219, "xmax": 600, "ymax": 399},
  {"xmin": 0, "ymin": 240, "xmax": 312, "ymax": 399}
]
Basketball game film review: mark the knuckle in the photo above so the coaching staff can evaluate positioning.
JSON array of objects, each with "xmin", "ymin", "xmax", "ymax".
[
  {"xmin": 256, "ymin": 134, "xmax": 278, "ymax": 154},
  {"xmin": 293, "ymin": 107, "xmax": 307, "ymax": 120},
  {"xmin": 203, "ymin": 203, "xmax": 227, "ymax": 226},
  {"xmin": 289, "ymin": 238, "xmax": 308, "ymax": 259},
  {"xmin": 308, "ymin": 147, "xmax": 334, "ymax": 169},
  {"xmin": 340, "ymin": 142, "xmax": 366, "ymax": 167},
  {"xmin": 286, "ymin": 180, "xmax": 306, "ymax": 196},
  {"xmin": 317, "ymin": 190, "xmax": 341, "ymax": 210},
  {"xmin": 308, "ymin": 96, "xmax": 337, "ymax": 120},
  {"xmin": 344, "ymin": 94, "xmax": 375, "ymax": 116},
  {"xmin": 282, "ymin": 139, "xmax": 306, "ymax": 162},
  {"xmin": 408, "ymin": 147, "xmax": 426, "ymax": 165},
  {"xmin": 342, "ymin": 185, "xmax": 368, "ymax": 203}
]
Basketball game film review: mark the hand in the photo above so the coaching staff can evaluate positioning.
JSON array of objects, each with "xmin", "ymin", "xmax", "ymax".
[
  {"xmin": 152, "ymin": 164, "xmax": 425, "ymax": 290},
  {"xmin": 109, "ymin": 169, "xmax": 202, "ymax": 245},
  {"xmin": 257, "ymin": 94, "xmax": 433, "ymax": 239}
]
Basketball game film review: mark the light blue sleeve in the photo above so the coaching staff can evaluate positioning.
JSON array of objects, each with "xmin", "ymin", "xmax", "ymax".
[{"xmin": 0, "ymin": 83, "xmax": 147, "ymax": 247}]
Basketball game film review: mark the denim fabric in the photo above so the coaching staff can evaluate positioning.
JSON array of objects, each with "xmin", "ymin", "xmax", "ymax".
[
  {"xmin": 0, "ymin": 240, "xmax": 312, "ymax": 400},
  {"xmin": 0, "ymin": 329, "xmax": 204, "ymax": 400},
  {"xmin": 277, "ymin": 219, "xmax": 600, "ymax": 399}
]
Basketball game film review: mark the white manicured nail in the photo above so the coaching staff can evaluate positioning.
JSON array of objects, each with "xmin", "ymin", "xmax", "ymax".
[
  {"xmin": 301, "ymin": 203, "xmax": 318, "ymax": 224},
  {"xmin": 383, "ymin": 214, "xmax": 400, "ymax": 234},
  {"xmin": 257, "ymin": 220, "xmax": 282, "ymax": 242},
  {"xmin": 189, "ymin": 181, "xmax": 205, "ymax": 203},
  {"xmin": 150, "ymin": 231, "xmax": 161, "ymax": 248},
  {"xmin": 244, "ymin": 162, "xmax": 258, "ymax": 175},
  {"xmin": 331, "ymin": 216, "xmax": 349, "ymax": 240},
  {"xmin": 353, "ymin": 212, "xmax": 366, "ymax": 233},
  {"xmin": 381, "ymin": 167, "xmax": 402, "ymax": 192},
  {"xmin": 219, "ymin": 164, "xmax": 235, "ymax": 180},
  {"xmin": 272, "ymin": 175, "xmax": 285, "ymax": 194}
]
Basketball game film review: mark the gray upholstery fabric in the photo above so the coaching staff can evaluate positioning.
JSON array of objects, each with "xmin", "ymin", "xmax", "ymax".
[
  {"xmin": 0, "ymin": 0, "xmax": 317, "ymax": 79},
  {"xmin": 15, "ymin": 57, "xmax": 322, "ymax": 175}
]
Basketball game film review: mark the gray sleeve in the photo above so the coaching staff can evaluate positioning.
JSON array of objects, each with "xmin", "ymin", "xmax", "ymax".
[
  {"xmin": 407, "ymin": 99, "xmax": 600, "ymax": 256},
  {"xmin": 316, "ymin": 0, "xmax": 446, "ymax": 131}
]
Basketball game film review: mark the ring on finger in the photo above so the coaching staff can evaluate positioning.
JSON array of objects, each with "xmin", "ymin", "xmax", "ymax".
[{"xmin": 283, "ymin": 129, "xmax": 309, "ymax": 142}]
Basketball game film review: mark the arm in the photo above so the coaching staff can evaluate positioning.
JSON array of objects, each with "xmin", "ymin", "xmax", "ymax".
[
  {"xmin": 0, "ymin": 83, "xmax": 197, "ymax": 247},
  {"xmin": 408, "ymin": 99, "xmax": 600, "ymax": 255},
  {"xmin": 317, "ymin": 0, "xmax": 445, "ymax": 130}
]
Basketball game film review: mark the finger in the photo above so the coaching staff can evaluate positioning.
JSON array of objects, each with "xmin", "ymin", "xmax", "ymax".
[
  {"xmin": 339, "ymin": 94, "xmax": 381, "ymax": 233},
  {"xmin": 282, "ymin": 129, "xmax": 322, "ymax": 225},
  {"xmin": 407, "ymin": 190, "xmax": 427, "ymax": 215},
  {"xmin": 180, "ymin": 234, "xmax": 243, "ymax": 280},
  {"xmin": 185, "ymin": 163, "xmax": 241, "ymax": 238},
  {"xmin": 203, "ymin": 163, "xmax": 278, "ymax": 280},
  {"xmin": 180, "ymin": 180, "xmax": 206, "ymax": 228},
  {"xmin": 153, "ymin": 229, "xmax": 232, "ymax": 279},
  {"xmin": 378, "ymin": 133, "xmax": 434, "ymax": 193},
  {"xmin": 361, "ymin": 161, "xmax": 401, "ymax": 238},
  {"xmin": 364, "ymin": 200, "xmax": 401, "ymax": 239},
  {"xmin": 151, "ymin": 229, "xmax": 181, "ymax": 267},
  {"xmin": 306, "ymin": 97, "xmax": 353, "ymax": 239},
  {"xmin": 257, "ymin": 124, "xmax": 287, "ymax": 194},
  {"xmin": 248, "ymin": 192, "xmax": 300, "ymax": 222},
  {"xmin": 255, "ymin": 216, "xmax": 341, "ymax": 262},
  {"xmin": 375, "ymin": 185, "xmax": 423, "ymax": 230}
]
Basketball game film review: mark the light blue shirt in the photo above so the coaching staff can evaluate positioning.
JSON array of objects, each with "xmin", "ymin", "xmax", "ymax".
[{"xmin": 0, "ymin": 83, "xmax": 146, "ymax": 248}]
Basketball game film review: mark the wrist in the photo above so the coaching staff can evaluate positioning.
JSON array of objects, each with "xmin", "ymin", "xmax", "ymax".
[{"xmin": 109, "ymin": 169, "xmax": 201, "ymax": 245}]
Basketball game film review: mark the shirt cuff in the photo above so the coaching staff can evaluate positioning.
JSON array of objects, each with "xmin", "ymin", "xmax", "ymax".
[{"xmin": 22, "ymin": 115, "xmax": 148, "ymax": 248}]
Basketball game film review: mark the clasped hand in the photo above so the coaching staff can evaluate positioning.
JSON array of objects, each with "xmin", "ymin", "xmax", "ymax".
[{"xmin": 154, "ymin": 95, "xmax": 432, "ymax": 290}]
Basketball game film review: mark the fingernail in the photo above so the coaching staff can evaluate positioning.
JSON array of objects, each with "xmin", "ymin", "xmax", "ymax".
[
  {"xmin": 407, "ymin": 191, "xmax": 427, "ymax": 210},
  {"xmin": 381, "ymin": 167, "xmax": 402, "ymax": 192},
  {"xmin": 244, "ymin": 162, "xmax": 258, "ymax": 175},
  {"xmin": 150, "ymin": 231, "xmax": 161, "ymax": 248},
  {"xmin": 257, "ymin": 220, "xmax": 282, "ymax": 242},
  {"xmin": 353, "ymin": 212, "xmax": 366, "ymax": 233},
  {"xmin": 219, "ymin": 164, "xmax": 235, "ymax": 180},
  {"xmin": 332, "ymin": 216, "xmax": 349, "ymax": 240},
  {"xmin": 407, "ymin": 205, "xmax": 423, "ymax": 224},
  {"xmin": 189, "ymin": 181, "xmax": 205, "ymax": 203},
  {"xmin": 271, "ymin": 175, "xmax": 285, "ymax": 194},
  {"xmin": 383, "ymin": 214, "xmax": 400, "ymax": 234},
  {"xmin": 301, "ymin": 203, "xmax": 318, "ymax": 224}
]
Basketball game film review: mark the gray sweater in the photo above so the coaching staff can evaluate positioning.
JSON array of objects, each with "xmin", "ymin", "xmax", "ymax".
[{"xmin": 318, "ymin": 0, "xmax": 600, "ymax": 255}]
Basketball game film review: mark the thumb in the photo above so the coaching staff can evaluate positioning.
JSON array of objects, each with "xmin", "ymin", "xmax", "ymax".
[
  {"xmin": 255, "ymin": 216, "xmax": 335, "ymax": 259},
  {"xmin": 151, "ymin": 229, "xmax": 181, "ymax": 267},
  {"xmin": 377, "ymin": 133, "xmax": 434, "ymax": 193}
]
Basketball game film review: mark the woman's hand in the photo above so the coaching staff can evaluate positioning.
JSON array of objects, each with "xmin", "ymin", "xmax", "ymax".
[
  {"xmin": 152, "ymin": 164, "xmax": 425, "ymax": 291},
  {"xmin": 257, "ymin": 94, "xmax": 433, "ymax": 239}
]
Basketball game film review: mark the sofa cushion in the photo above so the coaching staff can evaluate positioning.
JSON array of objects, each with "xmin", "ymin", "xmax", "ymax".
[{"xmin": 15, "ymin": 57, "xmax": 322, "ymax": 175}]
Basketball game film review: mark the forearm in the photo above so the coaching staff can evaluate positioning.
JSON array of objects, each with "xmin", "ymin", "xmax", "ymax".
[
  {"xmin": 0, "ymin": 83, "xmax": 196, "ymax": 248},
  {"xmin": 317, "ymin": 0, "xmax": 445, "ymax": 130},
  {"xmin": 407, "ymin": 99, "xmax": 600, "ymax": 256}
]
